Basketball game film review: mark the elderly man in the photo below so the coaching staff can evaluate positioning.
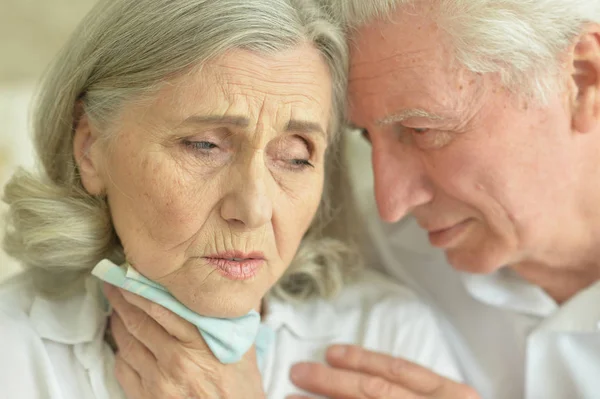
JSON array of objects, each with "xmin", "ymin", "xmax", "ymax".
[{"xmin": 287, "ymin": 1, "xmax": 600, "ymax": 398}]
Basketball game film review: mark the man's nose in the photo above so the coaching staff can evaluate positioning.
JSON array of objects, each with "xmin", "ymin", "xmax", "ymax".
[
  {"xmin": 220, "ymin": 155, "xmax": 273, "ymax": 229},
  {"xmin": 371, "ymin": 141, "xmax": 434, "ymax": 223}
]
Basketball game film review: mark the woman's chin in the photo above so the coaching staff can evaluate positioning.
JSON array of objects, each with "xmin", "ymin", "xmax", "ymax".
[{"xmin": 185, "ymin": 296, "xmax": 260, "ymax": 319}]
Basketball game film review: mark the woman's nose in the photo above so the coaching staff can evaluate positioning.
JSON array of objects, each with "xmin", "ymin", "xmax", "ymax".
[
  {"xmin": 372, "ymin": 141, "xmax": 434, "ymax": 223},
  {"xmin": 220, "ymin": 156, "xmax": 273, "ymax": 229}
]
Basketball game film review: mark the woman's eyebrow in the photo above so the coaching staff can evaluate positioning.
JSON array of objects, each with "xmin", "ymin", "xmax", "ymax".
[
  {"xmin": 179, "ymin": 115, "xmax": 251, "ymax": 128},
  {"xmin": 176, "ymin": 115, "xmax": 326, "ymax": 137},
  {"xmin": 285, "ymin": 120, "xmax": 327, "ymax": 138}
]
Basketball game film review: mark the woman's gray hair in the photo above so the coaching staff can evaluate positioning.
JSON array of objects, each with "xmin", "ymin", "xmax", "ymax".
[
  {"xmin": 3, "ymin": 0, "xmax": 360, "ymax": 301},
  {"xmin": 322, "ymin": 0, "xmax": 600, "ymax": 103}
]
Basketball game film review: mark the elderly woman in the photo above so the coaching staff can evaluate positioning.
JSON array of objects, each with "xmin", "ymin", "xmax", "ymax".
[{"xmin": 0, "ymin": 0, "xmax": 462, "ymax": 398}]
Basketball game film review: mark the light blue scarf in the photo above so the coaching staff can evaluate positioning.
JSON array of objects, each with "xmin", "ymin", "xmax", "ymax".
[{"xmin": 92, "ymin": 259, "xmax": 273, "ymax": 368}]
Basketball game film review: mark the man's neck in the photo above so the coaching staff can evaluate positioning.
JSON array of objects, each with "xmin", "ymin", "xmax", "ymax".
[{"xmin": 511, "ymin": 262, "xmax": 600, "ymax": 304}]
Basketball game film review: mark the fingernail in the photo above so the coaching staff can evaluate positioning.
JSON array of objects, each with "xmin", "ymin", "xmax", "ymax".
[
  {"xmin": 328, "ymin": 345, "xmax": 347, "ymax": 359},
  {"xmin": 290, "ymin": 363, "xmax": 309, "ymax": 382}
]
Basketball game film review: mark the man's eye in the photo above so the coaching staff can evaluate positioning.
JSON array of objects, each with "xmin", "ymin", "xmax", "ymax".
[
  {"xmin": 360, "ymin": 128, "xmax": 371, "ymax": 142},
  {"xmin": 412, "ymin": 128, "xmax": 429, "ymax": 135}
]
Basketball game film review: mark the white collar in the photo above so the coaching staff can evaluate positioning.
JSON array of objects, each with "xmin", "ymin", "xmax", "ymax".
[
  {"xmin": 462, "ymin": 269, "xmax": 558, "ymax": 318},
  {"xmin": 373, "ymin": 214, "xmax": 558, "ymax": 317},
  {"xmin": 29, "ymin": 277, "xmax": 109, "ymax": 345},
  {"xmin": 27, "ymin": 273, "xmax": 340, "ymax": 344},
  {"xmin": 264, "ymin": 296, "xmax": 342, "ymax": 340}
]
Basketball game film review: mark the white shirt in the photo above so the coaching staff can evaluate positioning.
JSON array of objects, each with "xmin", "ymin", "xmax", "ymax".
[
  {"xmin": 263, "ymin": 268, "xmax": 462, "ymax": 397},
  {"xmin": 345, "ymin": 134, "xmax": 600, "ymax": 399},
  {"xmin": 0, "ymin": 268, "xmax": 461, "ymax": 399},
  {"xmin": 0, "ymin": 272, "xmax": 125, "ymax": 399}
]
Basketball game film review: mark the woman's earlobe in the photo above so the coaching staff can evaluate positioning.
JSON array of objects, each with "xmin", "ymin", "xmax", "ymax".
[
  {"xmin": 571, "ymin": 29, "xmax": 600, "ymax": 134},
  {"xmin": 73, "ymin": 112, "xmax": 106, "ymax": 195}
]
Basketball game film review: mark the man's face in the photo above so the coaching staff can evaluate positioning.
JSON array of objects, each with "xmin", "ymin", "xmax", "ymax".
[{"xmin": 348, "ymin": 10, "xmax": 588, "ymax": 274}]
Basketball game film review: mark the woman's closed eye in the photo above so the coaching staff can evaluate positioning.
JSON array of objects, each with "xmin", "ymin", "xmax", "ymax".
[
  {"xmin": 270, "ymin": 135, "xmax": 315, "ymax": 171},
  {"xmin": 180, "ymin": 138, "xmax": 232, "ymax": 166},
  {"xmin": 183, "ymin": 140, "xmax": 219, "ymax": 152},
  {"xmin": 289, "ymin": 158, "xmax": 314, "ymax": 168}
]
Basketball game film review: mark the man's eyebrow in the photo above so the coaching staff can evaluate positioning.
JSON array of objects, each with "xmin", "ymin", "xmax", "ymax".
[
  {"xmin": 376, "ymin": 109, "xmax": 445, "ymax": 126},
  {"xmin": 285, "ymin": 119, "xmax": 327, "ymax": 137}
]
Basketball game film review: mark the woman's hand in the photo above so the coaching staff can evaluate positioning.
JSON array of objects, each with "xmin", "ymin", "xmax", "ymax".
[
  {"xmin": 288, "ymin": 345, "xmax": 479, "ymax": 399},
  {"xmin": 103, "ymin": 283, "xmax": 265, "ymax": 399}
]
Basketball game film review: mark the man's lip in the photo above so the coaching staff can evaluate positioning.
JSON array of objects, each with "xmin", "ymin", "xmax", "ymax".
[
  {"xmin": 420, "ymin": 219, "xmax": 470, "ymax": 234},
  {"xmin": 428, "ymin": 224, "xmax": 463, "ymax": 234},
  {"xmin": 204, "ymin": 251, "xmax": 265, "ymax": 260},
  {"xmin": 426, "ymin": 219, "xmax": 473, "ymax": 248}
]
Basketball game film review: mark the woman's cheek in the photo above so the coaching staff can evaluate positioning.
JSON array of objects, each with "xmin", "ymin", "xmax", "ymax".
[{"xmin": 274, "ymin": 185, "xmax": 322, "ymax": 254}]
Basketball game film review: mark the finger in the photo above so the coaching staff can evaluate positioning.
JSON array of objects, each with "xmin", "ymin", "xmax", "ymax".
[
  {"xmin": 118, "ymin": 288, "xmax": 199, "ymax": 344},
  {"xmin": 104, "ymin": 283, "xmax": 173, "ymax": 360},
  {"xmin": 111, "ymin": 312, "xmax": 157, "ymax": 371},
  {"xmin": 290, "ymin": 362, "xmax": 419, "ymax": 399},
  {"xmin": 114, "ymin": 353, "xmax": 145, "ymax": 399},
  {"xmin": 326, "ymin": 345, "xmax": 442, "ymax": 395}
]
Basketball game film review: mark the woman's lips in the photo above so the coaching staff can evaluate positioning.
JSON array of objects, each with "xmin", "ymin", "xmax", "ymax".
[
  {"xmin": 427, "ymin": 219, "xmax": 473, "ymax": 248},
  {"xmin": 204, "ymin": 251, "xmax": 265, "ymax": 281},
  {"xmin": 204, "ymin": 258, "xmax": 264, "ymax": 280}
]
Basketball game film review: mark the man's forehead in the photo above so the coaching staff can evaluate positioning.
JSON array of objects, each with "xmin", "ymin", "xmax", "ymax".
[
  {"xmin": 344, "ymin": 6, "xmax": 487, "ymax": 128},
  {"xmin": 348, "ymin": 5, "xmax": 442, "ymax": 63},
  {"xmin": 347, "ymin": 60, "xmax": 479, "ymax": 128},
  {"xmin": 349, "ymin": 49, "xmax": 438, "ymax": 81}
]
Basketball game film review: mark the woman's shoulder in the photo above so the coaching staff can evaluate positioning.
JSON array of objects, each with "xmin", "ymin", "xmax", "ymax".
[
  {"xmin": 0, "ymin": 270, "xmax": 37, "ymax": 318},
  {"xmin": 267, "ymin": 268, "xmax": 463, "ymax": 382},
  {"xmin": 0, "ymin": 270, "xmax": 50, "ymax": 354},
  {"xmin": 265, "ymin": 268, "xmax": 437, "ymax": 342},
  {"xmin": 0, "ymin": 272, "xmax": 42, "ymax": 346},
  {"xmin": 0, "ymin": 270, "xmax": 107, "ymax": 344},
  {"xmin": 0, "ymin": 271, "xmax": 61, "ymax": 396},
  {"xmin": 266, "ymin": 268, "xmax": 431, "ymax": 329},
  {"xmin": 0, "ymin": 271, "xmax": 120, "ymax": 398},
  {"xmin": 333, "ymin": 268, "xmax": 425, "ymax": 310},
  {"xmin": 338, "ymin": 268, "xmax": 463, "ymax": 382}
]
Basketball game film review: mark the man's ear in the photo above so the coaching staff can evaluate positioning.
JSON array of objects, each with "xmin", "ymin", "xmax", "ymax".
[
  {"xmin": 73, "ymin": 107, "xmax": 106, "ymax": 195},
  {"xmin": 571, "ymin": 25, "xmax": 600, "ymax": 133}
]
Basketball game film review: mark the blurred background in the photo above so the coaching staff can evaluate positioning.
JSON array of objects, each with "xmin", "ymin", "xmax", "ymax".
[{"xmin": 0, "ymin": 0, "xmax": 97, "ymax": 280}]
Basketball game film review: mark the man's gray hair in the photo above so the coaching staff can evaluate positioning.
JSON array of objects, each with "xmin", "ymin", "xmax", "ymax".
[
  {"xmin": 3, "ymin": 0, "xmax": 359, "ymax": 301},
  {"xmin": 322, "ymin": 0, "xmax": 600, "ymax": 102}
]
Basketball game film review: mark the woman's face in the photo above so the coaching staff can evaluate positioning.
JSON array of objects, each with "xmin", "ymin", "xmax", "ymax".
[{"xmin": 78, "ymin": 44, "xmax": 333, "ymax": 317}]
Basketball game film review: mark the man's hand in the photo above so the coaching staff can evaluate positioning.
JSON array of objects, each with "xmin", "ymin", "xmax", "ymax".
[
  {"xmin": 288, "ymin": 345, "xmax": 479, "ymax": 399},
  {"xmin": 103, "ymin": 283, "xmax": 265, "ymax": 399}
]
